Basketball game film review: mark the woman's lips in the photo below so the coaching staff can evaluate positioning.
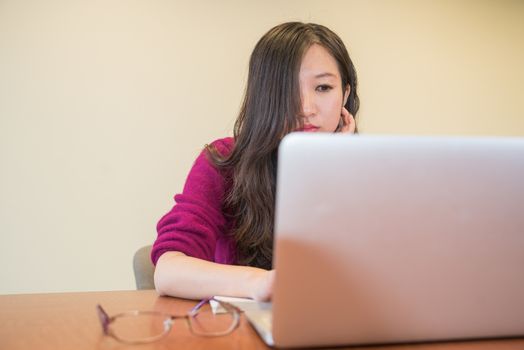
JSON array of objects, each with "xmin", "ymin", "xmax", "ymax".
[{"xmin": 297, "ymin": 125, "xmax": 319, "ymax": 132}]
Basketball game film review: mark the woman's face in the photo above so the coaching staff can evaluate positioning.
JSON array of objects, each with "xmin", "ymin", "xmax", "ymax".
[{"xmin": 296, "ymin": 44, "xmax": 354, "ymax": 133}]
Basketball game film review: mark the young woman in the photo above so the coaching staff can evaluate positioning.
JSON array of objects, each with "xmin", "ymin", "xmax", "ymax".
[{"xmin": 152, "ymin": 22, "xmax": 359, "ymax": 301}]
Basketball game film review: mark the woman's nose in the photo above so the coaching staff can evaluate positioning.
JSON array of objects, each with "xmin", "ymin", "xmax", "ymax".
[{"xmin": 301, "ymin": 91, "xmax": 316, "ymax": 118}]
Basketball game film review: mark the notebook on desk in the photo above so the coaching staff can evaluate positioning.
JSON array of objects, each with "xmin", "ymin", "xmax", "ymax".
[{"xmin": 220, "ymin": 134, "xmax": 524, "ymax": 348}]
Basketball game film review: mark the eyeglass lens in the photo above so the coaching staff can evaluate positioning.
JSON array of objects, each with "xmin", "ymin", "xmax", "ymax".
[
  {"xmin": 111, "ymin": 313, "xmax": 170, "ymax": 343},
  {"xmin": 188, "ymin": 302, "xmax": 238, "ymax": 336}
]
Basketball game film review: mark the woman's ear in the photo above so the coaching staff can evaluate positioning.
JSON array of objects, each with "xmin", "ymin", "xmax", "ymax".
[{"xmin": 343, "ymin": 84, "xmax": 350, "ymax": 107}]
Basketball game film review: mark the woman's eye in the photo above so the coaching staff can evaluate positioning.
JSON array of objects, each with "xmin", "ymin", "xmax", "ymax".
[{"xmin": 316, "ymin": 84, "xmax": 333, "ymax": 92}]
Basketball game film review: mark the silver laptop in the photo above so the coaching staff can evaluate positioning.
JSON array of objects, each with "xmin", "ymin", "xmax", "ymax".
[{"xmin": 223, "ymin": 134, "xmax": 524, "ymax": 348}]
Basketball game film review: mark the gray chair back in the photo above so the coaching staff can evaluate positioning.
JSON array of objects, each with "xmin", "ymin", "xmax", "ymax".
[{"xmin": 133, "ymin": 245, "xmax": 155, "ymax": 290}]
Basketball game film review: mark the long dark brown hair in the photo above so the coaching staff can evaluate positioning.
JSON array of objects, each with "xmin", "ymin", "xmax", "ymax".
[{"xmin": 207, "ymin": 22, "xmax": 359, "ymax": 269}]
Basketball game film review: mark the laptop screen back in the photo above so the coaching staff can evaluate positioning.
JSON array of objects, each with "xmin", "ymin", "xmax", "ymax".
[{"xmin": 272, "ymin": 134, "xmax": 524, "ymax": 348}]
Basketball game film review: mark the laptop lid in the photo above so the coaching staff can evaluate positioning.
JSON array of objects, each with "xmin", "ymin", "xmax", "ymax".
[{"xmin": 272, "ymin": 134, "xmax": 524, "ymax": 348}]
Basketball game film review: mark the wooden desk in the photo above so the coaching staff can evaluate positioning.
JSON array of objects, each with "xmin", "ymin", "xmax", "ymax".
[{"xmin": 1, "ymin": 290, "xmax": 523, "ymax": 350}]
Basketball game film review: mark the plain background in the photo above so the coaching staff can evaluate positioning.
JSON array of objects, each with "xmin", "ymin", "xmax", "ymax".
[{"xmin": 1, "ymin": 0, "xmax": 523, "ymax": 294}]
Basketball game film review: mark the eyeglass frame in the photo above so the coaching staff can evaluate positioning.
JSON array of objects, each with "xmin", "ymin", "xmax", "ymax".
[{"xmin": 96, "ymin": 297, "xmax": 241, "ymax": 344}]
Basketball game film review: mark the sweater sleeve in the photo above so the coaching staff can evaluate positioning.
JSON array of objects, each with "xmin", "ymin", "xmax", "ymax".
[{"xmin": 151, "ymin": 138, "xmax": 234, "ymax": 265}]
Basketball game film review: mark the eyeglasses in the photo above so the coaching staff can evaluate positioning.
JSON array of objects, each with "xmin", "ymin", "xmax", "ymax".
[{"xmin": 96, "ymin": 297, "xmax": 240, "ymax": 344}]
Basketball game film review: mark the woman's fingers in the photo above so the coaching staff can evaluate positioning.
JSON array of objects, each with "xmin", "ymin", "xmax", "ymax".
[{"xmin": 340, "ymin": 107, "xmax": 356, "ymax": 134}]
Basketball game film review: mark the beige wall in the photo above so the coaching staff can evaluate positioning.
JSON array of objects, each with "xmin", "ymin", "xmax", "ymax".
[{"xmin": 1, "ymin": 0, "xmax": 523, "ymax": 294}]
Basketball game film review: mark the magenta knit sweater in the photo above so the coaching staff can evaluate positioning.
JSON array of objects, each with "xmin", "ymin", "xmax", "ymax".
[{"xmin": 151, "ymin": 137, "xmax": 236, "ymax": 265}]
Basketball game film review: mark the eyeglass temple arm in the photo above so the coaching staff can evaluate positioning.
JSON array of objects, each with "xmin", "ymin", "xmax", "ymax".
[
  {"xmin": 189, "ymin": 297, "xmax": 213, "ymax": 316},
  {"xmin": 96, "ymin": 304, "xmax": 111, "ymax": 334},
  {"xmin": 189, "ymin": 297, "xmax": 243, "ymax": 317}
]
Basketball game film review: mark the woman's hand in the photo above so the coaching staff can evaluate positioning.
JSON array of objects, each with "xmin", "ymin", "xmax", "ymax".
[
  {"xmin": 338, "ymin": 107, "xmax": 356, "ymax": 134},
  {"xmin": 251, "ymin": 269, "xmax": 276, "ymax": 302}
]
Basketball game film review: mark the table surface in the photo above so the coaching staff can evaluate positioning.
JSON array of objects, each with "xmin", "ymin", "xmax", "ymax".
[{"xmin": 1, "ymin": 289, "xmax": 523, "ymax": 350}]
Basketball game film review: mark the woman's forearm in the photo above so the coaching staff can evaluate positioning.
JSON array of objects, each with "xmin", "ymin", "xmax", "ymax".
[{"xmin": 154, "ymin": 251, "xmax": 271, "ymax": 300}]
